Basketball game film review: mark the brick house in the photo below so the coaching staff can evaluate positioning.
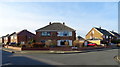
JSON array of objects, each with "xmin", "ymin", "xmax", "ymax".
[
  {"xmin": 35, "ymin": 22, "xmax": 76, "ymax": 46},
  {"xmin": 0, "ymin": 36, "xmax": 5, "ymax": 43},
  {"xmin": 9, "ymin": 29, "xmax": 35, "ymax": 44},
  {"xmin": 86, "ymin": 27, "xmax": 114, "ymax": 43},
  {"xmin": 109, "ymin": 31, "xmax": 120, "ymax": 40},
  {"xmin": 3, "ymin": 34, "xmax": 10, "ymax": 44}
]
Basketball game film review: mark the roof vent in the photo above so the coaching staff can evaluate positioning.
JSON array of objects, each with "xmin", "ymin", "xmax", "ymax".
[{"xmin": 24, "ymin": 29, "xmax": 27, "ymax": 31}]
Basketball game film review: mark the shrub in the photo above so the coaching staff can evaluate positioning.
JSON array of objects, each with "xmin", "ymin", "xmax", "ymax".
[
  {"xmin": 22, "ymin": 45, "xmax": 26, "ymax": 48},
  {"xmin": 32, "ymin": 42, "xmax": 45, "ymax": 48},
  {"xmin": 45, "ymin": 40, "xmax": 52, "ymax": 47},
  {"xmin": 50, "ymin": 43, "xmax": 56, "ymax": 48}
]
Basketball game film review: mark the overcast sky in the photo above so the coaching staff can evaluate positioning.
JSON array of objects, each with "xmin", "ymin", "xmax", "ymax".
[{"xmin": 0, "ymin": 2, "xmax": 118, "ymax": 38}]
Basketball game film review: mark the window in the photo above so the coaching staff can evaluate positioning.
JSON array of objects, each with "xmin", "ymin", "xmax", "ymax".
[
  {"xmin": 11, "ymin": 36, "xmax": 14, "ymax": 39},
  {"xmin": 14, "ymin": 36, "xmax": 17, "ymax": 39},
  {"xmin": 41, "ymin": 32, "xmax": 51, "ymax": 36},
  {"xmin": 90, "ymin": 36, "xmax": 92, "ymax": 39},
  {"xmin": 5, "ymin": 37, "xmax": 8, "ymax": 40},
  {"xmin": 57, "ymin": 31, "xmax": 72, "ymax": 36},
  {"xmin": 106, "ymin": 36, "xmax": 108, "ymax": 39},
  {"xmin": 41, "ymin": 40, "xmax": 46, "ymax": 43},
  {"xmin": 109, "ymin": 36, "xmax": 111, "ymax": 38},
  {"xmin": 92, "ymin": 30, "xmax": 94, "ymax": 34},
  {"xmin": 63, "ymin": 32, "xmax": 68, "ymax": 36},
  {"xmin": 57, "ymin": 40, "xmax": 72, "ymax": 46}
]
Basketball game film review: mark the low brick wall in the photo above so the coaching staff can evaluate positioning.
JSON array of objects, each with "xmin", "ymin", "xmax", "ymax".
[
  {"xmin": 4, "ymin": 46, "xmax": 110, "ymax": 51},
  {"xmin": 22, "ymin": 47, "xmax": 72, "ymax": 51},
  {"xmin": 22, "ymin": 48, "xmax": 49, "ymax": 51},
  {"xmin": 4, "ymin": 46, "xmax": 21, "ymax": 51}
]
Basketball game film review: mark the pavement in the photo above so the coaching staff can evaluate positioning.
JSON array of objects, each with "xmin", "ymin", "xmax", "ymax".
[
  {"xmin": 2, "ymin": 46, "xmax": 119, "ymax": 65},
  {"xmin": 2, "ymin": 47, "xmax": 83, "ymax": 54}
]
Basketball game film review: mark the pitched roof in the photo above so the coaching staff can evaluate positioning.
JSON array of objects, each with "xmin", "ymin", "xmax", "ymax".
[
  {"xmin": 94, "ymin": 27, "xmax": 113, "ymax": 36},
  {"xmin": 9, "ymin": 29, "xmax": 35, "ymax": 36},
  {"xmin": 17, "ymin": 29, "xmax": 35, "ymax": 35},
  {"xmin": 110, "ymin": 31, "xmax": 120, "ymax": 37},
  {"xmin": 4, "ymin": 34, "xmax": 10, "ymax": 37},
  {"xmin": 36, "ymin": 22, "xmax": 75, "ymax": 32},
  {"xmin": 9, "ymin": 32, "xmax": 16, "ymax": 36},
  {"xmin": 77, "ymin": 36, "xmax": 85, "ymax": 40}
]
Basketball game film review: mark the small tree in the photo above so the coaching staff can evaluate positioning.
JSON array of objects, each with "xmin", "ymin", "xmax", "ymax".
[
  {"xmin": 45, "ymin": 40, "xmax": 52, "ymax": 47},
  {"xmin": 73, "ymin": 40, "xmax": 79, "ymax": 47},
  {"xmin": 65, "ymin": 41, "xmax": 69, "ymax": 47}
]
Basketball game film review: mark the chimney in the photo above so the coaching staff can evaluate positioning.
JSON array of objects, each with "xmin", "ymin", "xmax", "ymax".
[
  {"xmin": 99, "ymin": 26, "xmax": 101, "ymax": 29},
  {"xmin": 24, "ymin": 29, "xmax": 27, "ymax": 31},
  {"xmin": 63, "ymin": 22, "xmax": 65, "ymax": 25},
  {"xmin": 49, "ymin": 22, "xmax": 52, "ymax": 25}
]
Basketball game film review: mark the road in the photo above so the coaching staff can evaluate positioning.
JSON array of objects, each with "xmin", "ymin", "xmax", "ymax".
[{"xmin": 2, "ymin": 47, "xmax": 119, "ymax": 66}]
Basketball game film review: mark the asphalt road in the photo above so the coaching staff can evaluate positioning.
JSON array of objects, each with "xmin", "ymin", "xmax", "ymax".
[{"xmin": 2, "ymin": 48, "xmax": 119, "ymax": 65}]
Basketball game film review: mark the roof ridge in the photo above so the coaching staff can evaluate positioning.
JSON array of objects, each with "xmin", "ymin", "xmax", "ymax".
[{"xmin": 36, "ymin": 22, "xmax": 75, "ymax": 31}]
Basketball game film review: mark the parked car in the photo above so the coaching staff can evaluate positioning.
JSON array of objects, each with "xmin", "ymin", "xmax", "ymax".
[
  {"xmin": 88, "ymin": 43, "xmax": 97, "ymax": 46},
  {"xmin": 9, "ymin": 42, "xmax": 16, "ymax": 46}
]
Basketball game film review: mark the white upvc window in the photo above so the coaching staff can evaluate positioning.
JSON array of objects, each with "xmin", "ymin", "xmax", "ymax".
[
  {"xmin": 90, "ymin": 36, "xmax": 92, "ymax": 39},
  {"xmin": 106, "ymin": 36, "xmax": 108, "ymax": 39},
  {"xmin": 57, "ymin": 31, "xmax": 72, "ymax": 36},
  {"xmin": 5, "ymin": 37, "xmax": 8, "ymax": 40},
  {"xmin": 41, "ymin": 32, "xmax": 51, "ymax": 36},
  {"xmin": 92, "ymin": 30, "xmax": 94, "ymax": 34},
  {"xmin": 109, "ymin": 36, "xmax": 111, "ymax": 38},
  {"xmin": 57, "ymin": 40, "xmax": 72, "ymax": 46},
  {"xmin": 11, "ymin": 36, "xmax": 14, "ymax": 39},
  {"xmin": 14, "ymin": 36, "xmax": 17, "ymax": 39}
]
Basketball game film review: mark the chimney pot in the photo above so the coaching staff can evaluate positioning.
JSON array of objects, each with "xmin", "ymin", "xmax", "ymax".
[
  {"xmin": 63, "ymin": 22, "xmax": 65, "ymax": 25},
  {"xmin": 49, "ymin": 22, "xmax": 52, "ymax": 25}
]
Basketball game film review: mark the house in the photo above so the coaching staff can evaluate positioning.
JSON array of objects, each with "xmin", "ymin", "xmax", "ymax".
[
  {"xmin": 0, "ymin": 36, "xmax": 5, "ymax": 43},
  {"xmin": 35, "ymin": 22, "xmax": 76, "ymax": 46},
  {"xmin": 9, "ymin": 29, "xmax": 35, "ymax": 44},
  {"xmin": 86, "ymin": 27, "xmax": 114, "ymax": 43},
  {"xmin": 76, "ymin": 36, "xmax": 85, "ymax": 40},
  {"xmin": 3, "ymin": 34, "xmax": 10, "ymax": 44},
  {"xmin": 109, "ymin": 31, "xmax": 120, "ymax": 40}
]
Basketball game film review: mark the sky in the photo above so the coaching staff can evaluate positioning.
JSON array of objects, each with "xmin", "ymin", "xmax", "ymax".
[{"xmin": 0, "ymin": 2, "xmax": 118, "ymax": 38}]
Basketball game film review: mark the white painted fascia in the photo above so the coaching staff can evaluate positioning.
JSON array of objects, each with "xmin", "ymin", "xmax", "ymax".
[
  {"xmin": 94, "ymin": 28, "xmax": 103, "ymax": 36},
  {"xmin": 108, "ymin": 31, "xmax": 115, "ymax": 36}
]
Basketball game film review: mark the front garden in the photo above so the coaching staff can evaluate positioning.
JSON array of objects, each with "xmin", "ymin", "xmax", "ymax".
[{"xmin": 3, "ymin": 39, "xmax": 112, "ymax": 51}]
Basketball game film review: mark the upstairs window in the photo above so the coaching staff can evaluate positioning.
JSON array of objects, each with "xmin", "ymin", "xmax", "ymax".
[
  {"xmin": 41, "ymin": 32, "xmax": 51, "ymax": 36},
  {"xmin": 106, "ymin": 36, "xmax": 108, "ymax": 39},
  {"xmin": 57, "ymin": 31, "xmax": 72, "ymax": 36}
]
